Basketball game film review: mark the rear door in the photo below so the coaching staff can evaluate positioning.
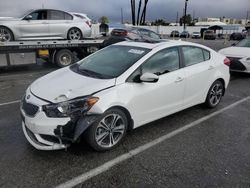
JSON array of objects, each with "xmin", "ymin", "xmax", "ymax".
[
  {"xmin": 47, "ymin": 10, "xmax": 73, "ymax": 38},
  {"xmin": 18, "ymin": 10, "xmax": 49, "ymax": 39},
  {"xmin": 181, "ymin": 46, "xmax": 215, "ymax": 107}
]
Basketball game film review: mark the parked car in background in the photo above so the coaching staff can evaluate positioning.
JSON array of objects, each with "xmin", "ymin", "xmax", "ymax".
[
  {"xmin": 0, "ymin": 9, "xmax": 91, "ymax": 42},
  {"xmin": 229, "ymin": 32, "xmax": 245, "ymax": 41},
  {"xmin": 103, "ymin": 27, "xmax": 161, "ymax": 47},
  {"xmin": 70, "ymin": 12, "xmax": 92, "ymax": 28},
  {"xmin": 219, "ymin": 38, "xmax": 250, "ymax": 73},
  {"xmin": 180, "ymin": 31, "xmax": 190, "ymax": 38},
  {"xmin": 204, "ymin": 30, "xmax": 216, "ymax": 40},
  {"xmin": 21, "ymin": 40, "xmax": 230, "ymax": 151},
  {"xmin": 170, "ymin": 30, "xmax": 180, "ymax": 38},
  {"xmin": 191, "ymin": 32, "xmax": 201, "ymax": 39}
]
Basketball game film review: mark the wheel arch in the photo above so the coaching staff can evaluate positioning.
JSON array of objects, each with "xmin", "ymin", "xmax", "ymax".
[
  {"xmin": 67, "ymin": 27, "xmax": 83, "ymax": 39},
  {"xmin": 0, "ymin": 25, "xmax": 15, "ymax": 40},
  {"xmin": 106, "ymin": 106, "xmax": 134, "ymax": 131},
  {"xmin": 215, "ymin": 78, "xmax": 226, "ymax": 96}
]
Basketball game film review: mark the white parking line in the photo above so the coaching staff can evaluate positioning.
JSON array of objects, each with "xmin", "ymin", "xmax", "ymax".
[
  {"xmin": 56, "ymin": 96, "xmax": 250, "ymax": 188},
  {"xmin": 0, "ymin": 100, "xmax": 20, "ymax": 107}
]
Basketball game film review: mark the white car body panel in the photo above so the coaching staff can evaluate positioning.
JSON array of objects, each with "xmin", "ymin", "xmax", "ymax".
[
  {"xmin": 219, "ymin": 46, "xmax": 250, "ymax": 73},
  {"xmin": 21, "ymin": 41, "xmax": 230, "ymax": 150},
  {"xmin": 0, "ymin": 9, "xmax": 91, "ymax": 41}
]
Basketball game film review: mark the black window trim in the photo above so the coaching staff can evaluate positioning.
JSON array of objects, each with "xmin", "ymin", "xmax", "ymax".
[
  {"xmin": 180, "ymin": 45, "xmax": 211, "ymax": 67},
  {"xmin": 126, "ymin": 46, "xmax": 183, "ymax": 83}
]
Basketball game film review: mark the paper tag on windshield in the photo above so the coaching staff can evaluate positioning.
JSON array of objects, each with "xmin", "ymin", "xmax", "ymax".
[{"xmin": 128, "ymin": 49, "xmax": 144, "ymax": 55}]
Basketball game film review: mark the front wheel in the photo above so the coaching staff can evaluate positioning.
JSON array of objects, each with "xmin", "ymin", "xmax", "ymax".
[
  {"xmin": 0, "ymin": 27, "xmax": 14, "ymax": 42},
  {"xmin": 86, "ymin": 108, "xmax": 128, "ymax": 151},
  {"xmin": 204, "ymin": 80, "xmax": 224, "ymax": 108}
]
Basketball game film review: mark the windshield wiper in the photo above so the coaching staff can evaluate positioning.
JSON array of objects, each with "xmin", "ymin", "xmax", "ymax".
[{"xmin": 79, "ymin": 69, "xmax": 112, "ymax": 79}]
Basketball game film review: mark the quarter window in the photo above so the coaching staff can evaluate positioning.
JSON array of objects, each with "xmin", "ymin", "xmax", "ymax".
[
  {"xmin": 142, "ymin": 47, "xmax": 180, "ymax": 75},
  {"xmin": 203, "ymin": 50, "xmax": 210, "ymax": 61}
]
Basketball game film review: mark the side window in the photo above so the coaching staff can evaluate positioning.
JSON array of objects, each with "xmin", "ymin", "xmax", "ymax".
[
  {"xmin": 149, "ymin": 31, "xmax": 161, "ymax": 39},
  {"xmin": 203, "ymin": 50, "xmax": 210, "ymax": 61},
  {"xmin": 65, "ymin": 13, "xmax": 73, "ymax": 20},
  {"xmin": 142, "ymin": 48, "xmax": 180, "ymax": 75},
  {"xmin": 139, "ymin": 29, "xmax": 149, "ymax": 36},
  {"xmin": 182, "ymin": 47, "xmax": 204, "ymax": 66},
  {"xmin": 30, "ymin": 10, "xmax": 47, "ymax": 20},
  {"xmin": 50, "ymin": 10, "xmax": 65, "ymax": 20}
]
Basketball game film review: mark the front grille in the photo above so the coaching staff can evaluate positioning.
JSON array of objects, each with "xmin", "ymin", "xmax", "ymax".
[
  {"xmin": 22, "ymin": 99, "xmax": 39, "ymax": 117},
  {"xmin": 228, "ymin": 57, "xmax": 246, "ymax": 71}
]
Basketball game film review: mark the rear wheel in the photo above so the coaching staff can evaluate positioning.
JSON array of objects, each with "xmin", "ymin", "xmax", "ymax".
[
  {"xmin": 205, "ymin": 80, "xmax": 224, "ymax": 108},
  {"xmin": 67, "ymin": 28, "xmax": 82, "ymax": 40},
  {"xmin": 0, "ymin": 27, "xmax": 14, "ymax": 42},
  {"xmin": 86, "ymin": 108, "xmax": 128, "ymax": 151},
  {"xmin": 55, "ymin": 49, "xmax": 75, "ymax": 67}
]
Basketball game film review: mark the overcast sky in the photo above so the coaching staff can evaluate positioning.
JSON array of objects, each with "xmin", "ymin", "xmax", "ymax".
[{"xmin": 0, "ymin": 0, "xmax": 249, "ymax": 22}]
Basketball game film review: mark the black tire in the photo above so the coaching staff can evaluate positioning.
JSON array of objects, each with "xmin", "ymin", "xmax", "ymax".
[
  {"xmin": 86, "ymin": 108, "xmax": 128, "ymax": 152},
  {"xmin": 54, "ymin": 49, "xmax": 75, "ymax": 67},
  {"xmin": 0, "ymin": 26, "xmax": 14, "ymax": 42},
  {"xmin": 67, "ymin": 28, "xmax": 82, "ymax": 40},
  {"xmin": 204, "ymin": 80, "xmax": 224, "ymax": 108}
]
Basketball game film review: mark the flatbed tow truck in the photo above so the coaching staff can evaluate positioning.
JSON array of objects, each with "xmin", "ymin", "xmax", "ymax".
[{"xmin": 0, "ymin": 38, "xmax": 104, "ymax": 68}]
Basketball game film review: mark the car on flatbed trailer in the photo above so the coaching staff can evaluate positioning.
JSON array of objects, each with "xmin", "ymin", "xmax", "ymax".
[{"xmin": 0, "ymin": 39, "xmax": 104, "ymax": 67}]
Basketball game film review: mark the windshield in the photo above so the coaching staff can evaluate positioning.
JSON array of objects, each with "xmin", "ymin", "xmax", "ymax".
[
  {"xmin": 18, "ymin": 9, "xmax": 34, "ymax": 18},
  {"xmin": 236, "ymin": 39, "xmax": 250, "ymax": 47},
  {"xmin": 70, "ymin": 45, "xmax": 150, "ymax": 79}
]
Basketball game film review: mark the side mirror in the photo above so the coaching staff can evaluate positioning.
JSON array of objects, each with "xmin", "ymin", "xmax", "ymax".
[
  {"xmin": 140, "ymin": 73, "xmax": 159, "ymax": 83},
  {"xmin": 24, "ymin": 15, "xmax": 32, "ymax": 20}
]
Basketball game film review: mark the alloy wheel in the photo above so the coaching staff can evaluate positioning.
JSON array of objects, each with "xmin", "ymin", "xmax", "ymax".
[
  {"xmin": 68, "ymin": 29, "xmax": 81, "ymax": 40},
  {"xmin": 209, "ymin": 83, "xmax": 223, "ymax": 106},
  {"xmin": 95, "ymin": 114, "xmax": 126, "ymax": 148},
  {"xmin": 0, "ymin": 28, "xmax": 11, "ymax": 42}
]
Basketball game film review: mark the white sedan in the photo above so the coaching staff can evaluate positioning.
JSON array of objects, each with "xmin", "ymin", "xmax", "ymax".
[
  {"xmin": 219, "ymin": 39, "xmax": 250, "ymax": 73},
  {"xmin": 0, "ymin": 9, "xmax": 91, "ymax": 42},
  {"xmin": 21, "ymin": 40, "xmax": 230, "ymax": 151}
]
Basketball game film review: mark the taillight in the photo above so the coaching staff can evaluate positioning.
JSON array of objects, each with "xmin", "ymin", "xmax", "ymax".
[
  {"xmin": 85, "ymin": 21, "xmax": 91, "ymax": 27},
  {"xmin": 224, "ymin": 58, "xmax": 231, "ymax": 66},
  {"xmin": 122, "ymin": 31, "xmax": 128, "ymax": 36}
]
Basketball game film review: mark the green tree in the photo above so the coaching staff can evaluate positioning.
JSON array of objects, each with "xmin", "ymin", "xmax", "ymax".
[
  {"xmin": 151, "ymin": 19, "xmax": 170, "ymax": 26},
  {"xmin": 180, "ymin": 14, "xmax": 193, "ymax": 26},
  {"xmin": 99, "ymin": 16, "xmax": 109, "ymax": 24}
]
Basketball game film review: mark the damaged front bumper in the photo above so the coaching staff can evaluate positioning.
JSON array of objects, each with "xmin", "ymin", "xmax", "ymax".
[{"xmin": 21, "ymin": 91, "xmax": 100, "ymax": 151}]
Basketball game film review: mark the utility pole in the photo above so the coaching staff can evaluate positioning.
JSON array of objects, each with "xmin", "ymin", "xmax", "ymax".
[
  {"xmin": 183, "ymin": 0, "xmax": 189, "ymax": 31},
  {"xmin": 137, "ymin": 0, "xmax": 142, "ymax": 25},
  {"xmin": 246, "ymin": 10, "xmax": 249, "ymax": 25},
  {"xmin": 176, "ymin": 11, "xmax": 179, "ymax": 25},
  {"xmin": 193, "ymin": 10, "xmax": 195, "ymax": 22},
  {"xmin": 121, "ymin": 8, "xmax": 124, "ymax": 24}
]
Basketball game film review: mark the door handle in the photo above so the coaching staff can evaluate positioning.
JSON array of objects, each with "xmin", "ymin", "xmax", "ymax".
[
  {"xmin": 42, "ymin": 22, "xmax": 48, "ymax": 24},
  {"xmin": 175, "ymin": 77, "xmax": 184, "ymax": 83},
  {"xmin": 208, "ymin": 65, "xmax": 214, "ymax": 70}
]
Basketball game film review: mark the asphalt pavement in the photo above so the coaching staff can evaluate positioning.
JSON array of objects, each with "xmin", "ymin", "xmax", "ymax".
[{"xmin": 0, "ymin": 39, "xmax": 250, "ymax": 188}]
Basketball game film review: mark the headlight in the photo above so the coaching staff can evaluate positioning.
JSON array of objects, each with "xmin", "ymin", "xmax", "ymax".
[{"xmin": 42, "ymin": 96, "xmax": 99, "ymax": 118}]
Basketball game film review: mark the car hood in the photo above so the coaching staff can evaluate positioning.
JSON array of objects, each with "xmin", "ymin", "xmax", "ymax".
[
  {"xmin": 218, "ymin": 47, "xmax": 250, "ymax": 58},
  {"xmin": 0, "ymin": 17, "xmax": 19, "ymax": 21},
  {"xmin": 30, "ymin": 67, "xmax": 116, "ymax": 103}
]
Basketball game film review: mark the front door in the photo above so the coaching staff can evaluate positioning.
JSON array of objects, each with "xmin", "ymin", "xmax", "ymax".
[
  {"xmin": 18, "ymin": 10, "xmax": 49, "ymax": 39},
  {"xmin": 126, "ymin": 47, "xmax": 186, "ymax": 127}
]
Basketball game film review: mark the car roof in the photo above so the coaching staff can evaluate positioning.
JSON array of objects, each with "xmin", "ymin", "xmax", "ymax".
[{"xmin": 113, "ymin": 40, "xmax": 210, "ymax": 50}]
